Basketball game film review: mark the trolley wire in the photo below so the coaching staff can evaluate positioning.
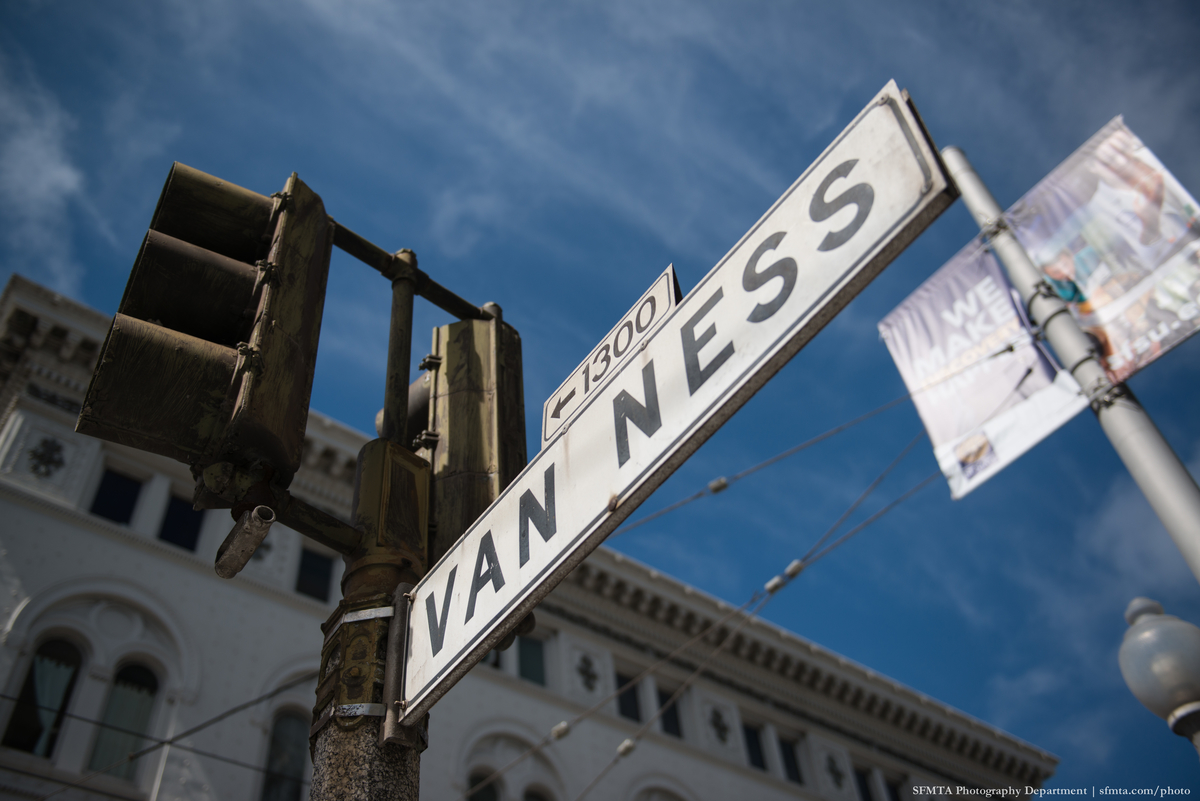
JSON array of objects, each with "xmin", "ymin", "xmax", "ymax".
[
  {"xmin": 611, "ymin": 339, "xmax": 1029, "ymax": 539},
  {"xmin": 0, "ymin": 693, "xmax": 310, "ymax": 788},
  {"xmin": 34, "ymin": 671, "xmax": 319, "ymax": 801},
  {"xmin": 464, "ymin": 432, "xmax": 939, "ymax": 801}
]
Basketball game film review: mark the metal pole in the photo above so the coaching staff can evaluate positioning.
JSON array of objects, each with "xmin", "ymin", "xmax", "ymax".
[
  {"xmin": 309, "ymin": 258, "xmax": 425, "ymax": 801},
  {"xmin": 381, "ymin": 264, "xmax": 416, "ymax": 443},
  {"xmin": 941, "ymin": 146, "xmax": 1200, "ymax": 584}
]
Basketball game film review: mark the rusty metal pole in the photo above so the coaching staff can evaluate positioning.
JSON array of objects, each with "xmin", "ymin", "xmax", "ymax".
[{"xmin": 309, "ymin": 252, "xmax": 428, "ymax": 801}]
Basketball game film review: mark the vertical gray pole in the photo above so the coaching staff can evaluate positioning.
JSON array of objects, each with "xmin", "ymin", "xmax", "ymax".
[{"xmin": 941, "ymin": 147, "xmax": 1200, "ymax": 584}]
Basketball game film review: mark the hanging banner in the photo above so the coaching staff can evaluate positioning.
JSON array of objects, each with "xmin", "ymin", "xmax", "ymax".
[
  {"xmin": 1008, "ymin": 117, "xmax": 1200, "ymax": 382},
  {"xmin": 879, "ymin": 240, "xmax": 1088, "ymax": 498}
]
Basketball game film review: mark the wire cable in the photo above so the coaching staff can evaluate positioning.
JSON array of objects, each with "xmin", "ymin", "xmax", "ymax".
[
  {"xmin": 460, "ymin": 592, "xmax": 765, "ymax": 800},
  {"xmin": 611, "ymin": 341, "xmax": 1024, "ymax": 538},
  {"xmin": 35, "ymin": 671, "xmax": 318, "ymax": 801},
  {"xmin": 0, "ymin": 693, "xmax": 309, "ymax": 787},
  {"xmin": 468, "ymin": 436, "xmax": 937, "ymax": 800}
]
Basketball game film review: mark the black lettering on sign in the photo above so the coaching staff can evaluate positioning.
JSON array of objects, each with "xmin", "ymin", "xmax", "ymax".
[
  {"xmin": 519, "ymin": 465, "xmax": 557, "ymax": 567},
  {"xmin": 613, "ymin": 361, "xmax": 662, "ymax": 467},
  {"xmin": 635, "ymin": 296, "xmax": 656, "ymax": 333},
  {"xmin": 465, "ymin": 532, "xmax": 505, "ymax": 623},
  {"xmin": 591, "ymin": 344, "xmax": 612, "ymax": 382},
  {"xmin": 742, "ymin": 232, "xmax": 797, "ymax": 323},
  {"xmin": 613, "ymin": 320, "xmax": 634, "ymax": 357},
  {"xmin": 425, "ymin": 566, "xmax": 457, "ymax": 657},
  {"xmin": 809, "ymin": 159, "xmax": 874, "ymax": 252},
  {"xmin": 681, "ymin": 288, "xmax": 734, "ymax": 394}
]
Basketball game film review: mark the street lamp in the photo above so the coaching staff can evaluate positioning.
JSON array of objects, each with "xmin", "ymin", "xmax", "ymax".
[{"xmin": 1118, "ymin": 597, "xmax": 1200, "ymax": 758}]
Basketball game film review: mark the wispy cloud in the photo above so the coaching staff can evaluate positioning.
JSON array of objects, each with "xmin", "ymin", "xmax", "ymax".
[{"xmin": 0, "ymin": 57, "xmax": 84, "ymax": 294}]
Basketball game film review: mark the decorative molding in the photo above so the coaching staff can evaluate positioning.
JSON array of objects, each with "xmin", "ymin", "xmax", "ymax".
[{"xmin": 545, "ymin": 552, "xmax": 1058, "ymax": 788}]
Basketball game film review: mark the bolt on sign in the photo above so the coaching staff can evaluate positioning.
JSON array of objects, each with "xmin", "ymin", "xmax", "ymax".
[
  {"xmin": 541, "ymin": 264, "xmax": 682, "ymax": 447},
  {"xmin": 398, "ymin": 80, "xmax": 955, "ymax": 724}
]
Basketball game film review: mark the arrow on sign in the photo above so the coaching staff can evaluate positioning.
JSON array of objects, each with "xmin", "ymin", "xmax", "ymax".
[
  {"xmin": 398, "ymin": 80, "xmax": 955, "ymax": 726},
  {"xmin": 550, "ymin": 389, "xmax": 575, "ymax": 419}
]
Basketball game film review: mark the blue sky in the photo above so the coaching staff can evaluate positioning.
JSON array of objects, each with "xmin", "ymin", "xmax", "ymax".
[{"xmin": 3, "ymin": 0, "xmax": 1199, "ymax": 789}]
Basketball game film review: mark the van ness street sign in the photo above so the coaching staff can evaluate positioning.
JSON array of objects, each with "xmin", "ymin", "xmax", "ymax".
[{"xmin": 399, "ymin": 81, "xmax": 954, "ymax": 724}]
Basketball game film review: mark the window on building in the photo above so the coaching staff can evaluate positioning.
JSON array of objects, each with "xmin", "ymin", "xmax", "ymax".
[
  {"xmin": 296, "ymin": 549, "xmax": 333, "ymax": 602},
  {"xmin": 518, "ymin": 637, "xmax": 545, "ymax": 686},
  {"xmin": 260, "ymin": 710, "xmax": 309, "ymax": 801},
  {"xmin": 89, "ymin": 664, "xmax": 158, "ymax": 780},
  {"xmin": 467, "ymin": 770, "xmax": 499, "ymax": 801},
  {"xmin": 2, "ymin": 639, "xmax": 82, "ymax": 757},
  {"xmin": 480, "ymin": 650, "xmax": 501, "ymax": 669},
  {"xmin": 743, "ymin": 723, "xmax": 766, "ymax": 770},
  {"xmin": 886, "ymin": 780, "xmax": 903, "ymax": 801},
  {"xmin": 779, "ymin": 737, "xmax": 804, "ymax": 784},
  {"xmin": 615, "ymin": 673, "xmax": 640, "ymax": 722},
  {"xmin": 158, "ymin": 495, "xmax": 205, "ymax": 551},
  {"xmin": 90, "ymin": 470, "xmax": 142, "ymax": 525},
  {"xmin": 854, "ymin": 768, "xmax": 875, "ymax": 801},
  {"xmin": 523, "ymin": 789, "xmax": 551, "ymax": 801},
  {"xmin": 657, "ymin": 688, "xmax": 681, "ymax": 738}
]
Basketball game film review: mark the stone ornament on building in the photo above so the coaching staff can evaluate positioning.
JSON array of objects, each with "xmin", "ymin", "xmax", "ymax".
[
  {"xmin": 576, "ymin": 653, "xmax": 598, "ymax": 692},
  {"xmin": 27, "ymin": 436, "xmax": 65, "ymax": 478},
  {"xmin": 708, "ymin": 708, "xmax": 729, "ymax": 744},
  {"xmin": 807, "ymin": 734, "xmax": 858, "ymax": 801}
]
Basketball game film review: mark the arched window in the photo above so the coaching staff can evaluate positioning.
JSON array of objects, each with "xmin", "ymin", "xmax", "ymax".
[
  {"xmin": 2, "ymin": 639, "xmax": 82, "ymax": 757},
  {"xmin": 467, "ymin": 770, "xmax": 499, "ymax": 801},
  {"xmin": 88, "ymin": 664, "xmax": 158, "ymax": 780},
  {"xmin": 260, "ymin": 710, "xmax": 309, "ymax": 801}
]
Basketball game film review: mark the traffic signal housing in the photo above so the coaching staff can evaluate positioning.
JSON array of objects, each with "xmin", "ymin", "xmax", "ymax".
[{"xmin": 78, "ymin": 163, "xmax": 333, "ymax": 502}]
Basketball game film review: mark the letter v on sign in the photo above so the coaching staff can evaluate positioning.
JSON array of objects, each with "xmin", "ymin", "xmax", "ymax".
[{"xmin": 399, "ymin": 80, "xmax": 955, "ymax": 725}]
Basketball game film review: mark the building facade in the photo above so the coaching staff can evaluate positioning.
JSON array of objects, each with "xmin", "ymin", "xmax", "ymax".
[{"xmin": 0, "ymin": 275, "xmax": 1057, "ymax": 800}]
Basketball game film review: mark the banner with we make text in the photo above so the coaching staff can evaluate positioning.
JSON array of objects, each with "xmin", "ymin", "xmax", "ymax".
[{"xmin": 878, "ymin": 241, "xmax": 1088, "ymax": 499}]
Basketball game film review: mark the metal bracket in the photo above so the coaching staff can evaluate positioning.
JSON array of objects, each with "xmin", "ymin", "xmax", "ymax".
[
  {"xmin": 379, "ymin": 583, "xmax": 417, "ymax": 747},
  {"xmin": 417, "ymin": 353, "xmax": 442, "ymax": 372}
]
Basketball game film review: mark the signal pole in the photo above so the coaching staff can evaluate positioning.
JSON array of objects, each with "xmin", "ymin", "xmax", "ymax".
[
  {"xmin": 941, "ymin": 147, "xmax": 1200, "ymax": 584},
  {"xmin": 308, "ymin": 254, "xmax": 425, "ymax": 800}
]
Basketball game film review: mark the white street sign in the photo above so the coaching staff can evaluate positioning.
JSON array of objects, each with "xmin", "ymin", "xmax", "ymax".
[
  {"xmin": 541, "ymin": 264, "xmax": 681, "ymax": 447},
  {"xmin": 399, "ymin": 80, "xmax": 953, "ymax": 724}
]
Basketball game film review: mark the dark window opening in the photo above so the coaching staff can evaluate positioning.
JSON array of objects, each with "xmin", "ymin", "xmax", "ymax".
[
  {"xmin": 886, "ymin": 780, "xmax": 903, "ymax": 801},
  {"xmin": 467, "ymin": 771, "xmax": 499, "ymax": 801},
  {"xmin": 89, "ymin": 664, "xmax": 158, "ymax": 780},
  {"xmin": 260, "ymin": 711, "xmax": 308, "ymax": 801},
  {"xmin": 743, "ymin": 723, "xmax": 766, "ymax": 770},
  {"xmin": 657, "ymin": 688, "xmax": 681, "ymax": 737},
  {"xmin": 855, "ymin": 768, "xmax": 875, "ymax": 801},
  {"xmin": 2, "ymin": 639, "xmax": 82, "ymax": 757},
  {"xmin": 159, "ymin": 496, "xmax": 204, "ymax": 551},
  {"xmin": 296, "ymin": 550, "xmax": 333, "ymax": 602},
  {"xmin": 90, "ymin": 470, "xmax": 142, "ymax": 525},
  {"xmin": 481, "ymin": 650, "xmax": 501, "ymax": 669},
  {"xmin": 615, "ymin": 673, "xmax": 640, "ymax": 722},
  {"xmin": 523, "ymin": 790, "xmax": 551, "ymax": 801},
  {"xmin": 518, "ymin": 637, "xmax": 545, "ymax": 686},
  {"xmin": 780, "ymin": 738, "xmax": 804, "ymax": 784}
]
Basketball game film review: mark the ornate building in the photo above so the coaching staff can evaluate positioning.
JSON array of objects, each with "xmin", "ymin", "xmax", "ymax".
[{"xmin": 0, "ymin": 275, "xmax": 1057, "ymax": 800}]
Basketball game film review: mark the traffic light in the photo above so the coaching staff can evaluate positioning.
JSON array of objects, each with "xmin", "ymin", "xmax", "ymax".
[
  {"xmin": 417, "ymin": 306, "xmax": 526, "ymax": 565},
  {"xmin": 77, "ymin": 163, "xmax": 332, "ymax": 503}
]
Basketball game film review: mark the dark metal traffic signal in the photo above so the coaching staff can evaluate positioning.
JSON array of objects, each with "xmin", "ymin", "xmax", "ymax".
[{"xmin": 78, "ymin": 163, "xmax": 332, "ymax": 504}]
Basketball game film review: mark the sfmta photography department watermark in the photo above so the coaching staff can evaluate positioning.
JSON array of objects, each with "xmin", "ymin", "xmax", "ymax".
[{"xmin": 914, "ymin": 786, "xmax": 1191, "ymax": 798}]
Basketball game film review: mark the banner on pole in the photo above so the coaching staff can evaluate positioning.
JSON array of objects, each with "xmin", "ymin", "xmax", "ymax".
[
  {"xmin": 1009, "ymin": 117, "xmax": 1200, "ymax": 383},
  {"xmin": 879, "ymin": 241, "xmax": 1088, "ymax": 498}
]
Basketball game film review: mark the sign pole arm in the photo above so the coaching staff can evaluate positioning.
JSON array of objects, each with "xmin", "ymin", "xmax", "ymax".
[{"xmin": 941, "ymin": 146, "xmax": 1200, "ymax": 584}]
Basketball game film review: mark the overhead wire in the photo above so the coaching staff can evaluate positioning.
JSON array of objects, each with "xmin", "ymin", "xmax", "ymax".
[
  {"xmin": 0, "ymin": 693, "xmax": 310, "ymax": 788},
  {"xmin": 611, "ymin": 339, "xmax": 1026, "ymax": 539},
  {"xmin": 35, "ymin": 670, "xmax": 319, "ymax": 801},
  {"xmin": 467, "ymin": 427, "xmax": 940, "ymax": 801}
]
